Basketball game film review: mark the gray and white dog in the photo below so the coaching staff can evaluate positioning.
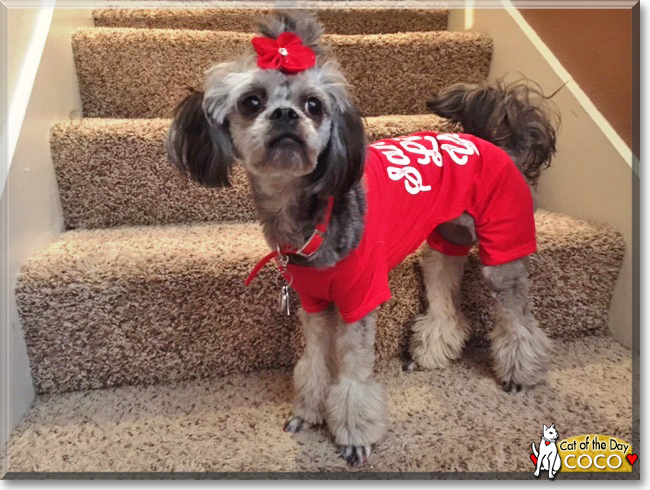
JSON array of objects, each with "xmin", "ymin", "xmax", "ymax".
[{"xmin": 167, "ymin": 11, "xmax": 559, "ymax": 466}]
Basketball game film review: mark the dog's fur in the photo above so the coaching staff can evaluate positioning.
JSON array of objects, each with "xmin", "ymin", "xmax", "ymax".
[
  {"xmin": 166, "ymin": 11, "xmax": 559, "ymax": 466},
  {"xmin": 532, "ymin": 423, "xmax": 561, "ymax": 478}
]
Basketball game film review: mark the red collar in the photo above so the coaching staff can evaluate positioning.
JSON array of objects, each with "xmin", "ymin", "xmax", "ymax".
[{"xmin": 245, "ymin": 197, "xmax": 335, "ymax": 286}]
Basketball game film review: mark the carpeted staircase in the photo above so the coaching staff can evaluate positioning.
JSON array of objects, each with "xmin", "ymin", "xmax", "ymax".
[{"xmin": 6, "ymin": 6, "xmax": 631, "ymax": 475}]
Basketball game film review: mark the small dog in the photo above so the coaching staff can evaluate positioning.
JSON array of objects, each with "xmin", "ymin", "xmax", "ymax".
[
  {"xmin": 532, "ymin": 424, "xmax": 561, "ymax": 478},
  {"xmin": 167, "ymin": 11, "xmax": 559, "ymax": 466}
]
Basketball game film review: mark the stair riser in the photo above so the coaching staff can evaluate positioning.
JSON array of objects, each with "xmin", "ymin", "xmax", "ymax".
[
  {"xmin": 51, "ymin": 115, "xmax": 449, "ymax": 229},
  {"xmin": 72, "ymin": 29, "xmax": 492, "ymax": 118},
  {"xmin": 16, "ymin": 214, "xmax": 624, "ymax": 394},
  {"xmin": 93, "ymin": 8, "xmax": 449, "ymax": 34}
]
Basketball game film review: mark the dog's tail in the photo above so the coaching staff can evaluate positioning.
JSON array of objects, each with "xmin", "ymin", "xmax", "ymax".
[
  {"xmin": 426, "ymin": 78, "xmax": 560, "ymax": 182},
  {"xmin": 531, "ymin": 442, "xmax": 539, "ymax": 457}
]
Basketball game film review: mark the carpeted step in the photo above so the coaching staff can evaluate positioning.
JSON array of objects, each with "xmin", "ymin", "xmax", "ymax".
[
  {"xmin": 51, "ymin": 114, "xmax": 451, "ymax": 229},
  {"xmin": 5, "ymin": 336, "xmax": 631, "ymax": 473},
  {"xmin": 93, "ymin": 7, "xmax": 449, "ymax": 34},
  {"xmin": 72, "ymin": 28, "xmax": 492, "ymax": 118},
  {"xmin": 15, "ymin": 211, "xmax": 624, "ymax": 394}
]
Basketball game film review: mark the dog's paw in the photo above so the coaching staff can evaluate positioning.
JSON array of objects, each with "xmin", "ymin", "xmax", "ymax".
[
  {"xmin": 409, "ymin": 313, "xmax": 469, "ymax": 370},
  {"xmin": 283, "ymin": 416, "xmax": 311, "ymax": 433},
  {"xmin": 339, "ymin": 445, "xmax": 371, "ymax": 467},
  {"xmin": 502, "ymin": 380, "xmax": 523, "ymax": 393},
  {"xmin": 404, "ymin": 360, "xmax": 419, "ymax": 373}
]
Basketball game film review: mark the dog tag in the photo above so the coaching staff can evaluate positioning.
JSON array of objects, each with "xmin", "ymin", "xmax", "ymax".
[{"xmin": 279, "ymin": 285, "xmax": 291, "ymax": 316}]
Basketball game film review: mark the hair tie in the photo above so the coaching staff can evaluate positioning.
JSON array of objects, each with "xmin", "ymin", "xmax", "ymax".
[{"xmin": 252, "ymin": 32, "xmax": 316, "ymax": 74}]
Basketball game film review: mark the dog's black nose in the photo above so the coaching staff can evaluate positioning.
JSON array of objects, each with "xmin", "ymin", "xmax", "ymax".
[{"xmin": 269, "ymin": 107, "xmax": 299, "ymax": 121}]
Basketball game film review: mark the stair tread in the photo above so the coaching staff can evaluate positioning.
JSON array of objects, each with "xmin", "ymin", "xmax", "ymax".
[
  {"xmin": 6, "ymin": 336, "xmax": 632, "ymax": 473},
  {"xmin": 16, "ymin": 211, "xmax": 625, "ymax": 393},
  {"xmin": 72, "ymin": 27, "xmax": 492, "ymax": 118},
  {"xmin": 20, "ymin": 211, "xmax": 621, "ymax": 273},
  {"xmin": 50, "ymin": 114, "xmax": 452, "ymax": 229},
  {"xmin": 93, "ymin": 6, "xmax": 449, "ymax": 34}
]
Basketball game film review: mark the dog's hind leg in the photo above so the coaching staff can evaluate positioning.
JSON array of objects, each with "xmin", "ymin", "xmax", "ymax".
[
  {"xmin": 409, "ymin": 247, "xmax": 470, "ymax": 370},
  {"xmin": 483, "ymin": 258, "xmax": 551, "ymax": 393},
  {"xmin": 326, "ymin": 311, "xmax": 388, "ymax": 466},
  {"xmin": 284, "ymin": 307, "xmax": 336, "ymax": 433}
]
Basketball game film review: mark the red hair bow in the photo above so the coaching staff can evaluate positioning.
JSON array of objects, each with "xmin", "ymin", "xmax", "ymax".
[{"xmin": 252, "ymin": 32, "xmax": 316, "ymax": 74}]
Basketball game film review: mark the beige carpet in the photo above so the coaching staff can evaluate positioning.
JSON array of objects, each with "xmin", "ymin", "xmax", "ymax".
[
  {"xmin": 72, "ymin": 28, "xmax": 492, "ymax": 118},
  {"xmin": 16, "ymin": 211, "xmax": 624, "ymax": 394},
  {"xmin": 6, "ymin": 336, "xmax": 631, "ymax": 474},
  {"xmin": 93, "ymin": 6, "xmax": 450, "ymax": 34}
]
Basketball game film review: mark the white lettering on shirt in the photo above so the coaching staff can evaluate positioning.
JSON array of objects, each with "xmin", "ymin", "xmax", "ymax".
[
  {"xmin": 436, "ymin": 134, "xmax": 480, "ymax": 166},
  {"xmin": 371, "ymin": 134, "xmax": 480, "ymax": 195},
  {"xmin": 386, "ymin": 166, "xmax": 432, "ymax": 195},
  {"xmin": 398, "ymin": 135, "xmax": 444, "ymax": 167}
]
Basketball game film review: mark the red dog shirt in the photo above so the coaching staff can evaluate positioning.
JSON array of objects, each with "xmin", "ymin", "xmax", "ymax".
[{"xmin": 284, "ymin": 131, "xmax": 537, "ymax": 324}]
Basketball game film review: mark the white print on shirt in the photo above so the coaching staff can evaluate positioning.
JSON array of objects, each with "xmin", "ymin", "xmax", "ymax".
[
  {"xmin": 436, "ymin": 134, "xmax": 480, "ymax": 166},
  {"xmin": 398, "ymin": 135, "xmax": 444, "ymax": 167},
  {"xmin": 371, "ymin": 142, "xmax": 411, "ymax": 166},
  {"xmin": 371, "ymin": 134, "xmax": 480, "ymax": 195},
  {"xmin": 385, "ymin": 166, "xmax": 432, "ymax": 195}
]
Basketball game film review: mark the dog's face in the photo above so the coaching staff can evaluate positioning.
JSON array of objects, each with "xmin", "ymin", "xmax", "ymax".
[
  {"xmin": 167, "ymin": 12, "xmax": 366, "ymax": 199},
  {"xmin": 228, "ymin": 72, "xmax": 328, "ymax": 178},
  {"xmin": 204, "ymin": 60, "xmax": 353, "ymax": 181}
]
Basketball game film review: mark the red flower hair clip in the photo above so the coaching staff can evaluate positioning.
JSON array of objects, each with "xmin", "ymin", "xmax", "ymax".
[{"xmin": 252, "ymin": 32, "xmax": 316, "ymax": 74}]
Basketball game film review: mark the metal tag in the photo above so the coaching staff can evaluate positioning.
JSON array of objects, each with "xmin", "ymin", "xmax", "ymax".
[{"xmin": 279, "ymin": 285, "xmax": 291, "ymax": 316}]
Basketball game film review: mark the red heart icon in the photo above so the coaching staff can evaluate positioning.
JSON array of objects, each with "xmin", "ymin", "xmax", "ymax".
[
  {"xmin": 627, "ymin": 454, "xmax": 638, "ymax": 466},
  {"xmin": 531, "ymin": 454, "xmax": 538, "ymax": 466},
  {"xmin": 545, "ymin": 441, "xmax": 550, "ymax": 446}
]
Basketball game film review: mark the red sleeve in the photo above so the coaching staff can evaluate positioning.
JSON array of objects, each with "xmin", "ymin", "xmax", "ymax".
[
  {"xmin": 474, "ymin": 156, "xmax": 537, "ymax": 266},
  {"xmin": 298, "ymin": 294, "xmax": 331, "ymax": 315},
  {"xmin": 332, "ymin": 243, "xmax": 392, "ymax": 324}
]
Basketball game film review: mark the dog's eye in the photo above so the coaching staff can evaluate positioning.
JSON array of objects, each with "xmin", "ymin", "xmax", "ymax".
[
  {"xmin": 238, "ymin": 95, "xmax": 263, "ymax": 116},
  {"xmin": 305, "ymin": 97, "xmax": 323, "ymax": 117}
]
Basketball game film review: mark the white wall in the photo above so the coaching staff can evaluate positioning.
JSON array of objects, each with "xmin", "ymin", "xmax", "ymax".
[
  {"xmin": 5, "ymin": 2, "xmax": 54, "ymax": 189},
  {"xmin": 7, "ymin": 9, "xmax": 46, "ymax": 106},
  {"xmin": 2, "ymin": 7, "xmax": 93, "ymax": 456},
  {"xmin": 449, "ymin": 7, "xmax": 633, "ymax": 348}
]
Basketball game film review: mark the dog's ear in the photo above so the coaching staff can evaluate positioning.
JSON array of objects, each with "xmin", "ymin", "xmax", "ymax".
[
  {"xmin": 166, "ymin": 89, "xmax": 235, "ymax": 187},
  {"xmin": 551, "ymin": 424, "xmax": 555, "ymax": 428},
  {"xmin": 309, "ymin": 103, "xmax": 366, "ymax": 198},
  {"xmin": 544, "ymin": 424, "xmax": 548, "ymax": 431}
]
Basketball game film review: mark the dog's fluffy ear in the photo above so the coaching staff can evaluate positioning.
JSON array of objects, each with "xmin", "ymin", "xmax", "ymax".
[
  {"xmin": 258, "ymin": 10, "xmax": 326, "ymax": 56},
  {"xmin": 309, "ymin": 103, "xmax": 366, "ymax": 198},
  {"xmin": 166, "ymin": 89, "xmax": 235, "ymax": 188}
]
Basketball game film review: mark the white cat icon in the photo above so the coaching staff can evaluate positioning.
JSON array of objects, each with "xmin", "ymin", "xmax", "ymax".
[{"xmin": 531, "ymin": 423, "xmax": 562, "ymax": 478}]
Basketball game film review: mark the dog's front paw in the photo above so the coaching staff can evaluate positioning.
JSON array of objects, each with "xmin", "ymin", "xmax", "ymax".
[
  {"xmin": 283, "ymin": 416, "xmax": 311, "ymax": 433},
  {"xmin": 340, "ymin": 445, "xmax": 371, "ymax": 467},
  {"xmin": 533, "ymin": 470, "xmax": 540, "ymax": 477}
]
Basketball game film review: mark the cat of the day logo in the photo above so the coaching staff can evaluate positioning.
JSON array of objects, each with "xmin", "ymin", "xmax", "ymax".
[{"xmin": 530, "ymin": 425, "xmax": 637, "ymax": 478}]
